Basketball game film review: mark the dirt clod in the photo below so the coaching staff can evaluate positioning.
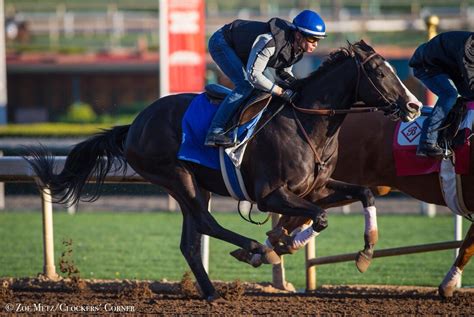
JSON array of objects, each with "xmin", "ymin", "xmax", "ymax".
[
  {"xmin": 217, "ymin": 280, "xmax": 245, "ymax": 301},
  {"xmin": 119, "ymin": 281, "xmax": 154, "ymax": 299},
  {"xmin": 179, "ymin": 271, "xmax": 199, "ymax": 298}
]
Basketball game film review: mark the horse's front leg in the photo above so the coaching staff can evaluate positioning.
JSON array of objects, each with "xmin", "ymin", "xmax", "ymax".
[
  {"xmin": 268, "ymin": 185, "xmax": 390, "ymax": 255},
  {"xmin": 439, "ymin": 222, "xmax": 474, "ymax": 298},
  {"xmin": 313, "ymin": 179, "xmax": 378, "ymax": 273}
]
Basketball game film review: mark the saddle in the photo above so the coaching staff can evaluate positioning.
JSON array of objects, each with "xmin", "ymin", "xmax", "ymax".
[
  {"xmin": 438, "ymin": 97, "xmax": 471, "ymax": 150},
  {"xmin": 204, "ymin": 84, "xmax": 272, "ymax": 127}
]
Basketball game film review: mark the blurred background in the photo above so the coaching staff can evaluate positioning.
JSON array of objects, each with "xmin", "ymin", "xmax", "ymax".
[
  {"xmin": 3, "ymin": 0, "xmax": 473, "ymax": 125},
  {"xmin": 0, "ymin": 0, "xmax": 471, "ymax": 210}
]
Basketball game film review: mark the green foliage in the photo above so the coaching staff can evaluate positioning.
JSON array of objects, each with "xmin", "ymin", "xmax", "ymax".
[
  {"xmin": 61, "ymin": 102, "xmax": 97, "ymax": 124},
  {"xmin": 0, "ymin": 123, "xmax": 110, "ymax": 137},
  {"xmin": 0, "ymin": 212, "xmax": 473, "ymax": 289}
]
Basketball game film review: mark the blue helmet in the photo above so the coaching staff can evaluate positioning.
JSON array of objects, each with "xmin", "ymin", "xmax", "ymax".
[{"xmin": 293, "ymin": 10, "xmax": 327, "ymax": 38}]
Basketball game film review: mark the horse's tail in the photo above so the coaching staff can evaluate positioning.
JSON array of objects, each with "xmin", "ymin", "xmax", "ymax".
[{"xmin": 24, "ymin": 125, "xmax": 130, "ymax": 205}]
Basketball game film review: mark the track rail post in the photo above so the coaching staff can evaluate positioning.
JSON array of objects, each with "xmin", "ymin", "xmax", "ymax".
[
  {"xmin": 39, "ymin": 185, "xmax": 59, "ymax": 280},
  {"xmin": 305, "ymin": 236, "xmax": 316, "ymax": 291}
]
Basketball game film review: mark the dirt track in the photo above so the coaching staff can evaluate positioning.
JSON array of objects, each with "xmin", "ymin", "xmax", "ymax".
[{"xmin": 1, "ymin": 278, "xmax": 473, "ymax": 315}]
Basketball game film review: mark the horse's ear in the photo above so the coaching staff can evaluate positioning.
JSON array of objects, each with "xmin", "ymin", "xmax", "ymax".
[
  {"xmin": 352, "ymin": 39, "xmax": 375, "ymax": 57},
  {"xmin": 346, "ymin": 40, "xmax": 356, "ymax": 57},
  {"xmin": 359, "ymin": 39, "xmax": 375, "ymax": 53}
]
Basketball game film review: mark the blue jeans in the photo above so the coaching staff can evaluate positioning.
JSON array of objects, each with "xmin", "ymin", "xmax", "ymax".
[
  {"xmin": 207, "ymin": 29, "xmax": 254, "ymax": 132},
  {"xmin": 415, "ymin": 72, "xmax": 459, "ymax": 145}
]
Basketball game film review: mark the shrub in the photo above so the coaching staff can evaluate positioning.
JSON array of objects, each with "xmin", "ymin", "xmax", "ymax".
[{"xmin": 62, "ymin": 102, "xmax": 97, "ymax": 123}]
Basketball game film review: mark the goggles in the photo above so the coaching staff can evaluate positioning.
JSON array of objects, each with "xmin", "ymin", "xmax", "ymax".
[{"xmin": 305, "ymin": 36, "xmax": 321, "ymax": 44}]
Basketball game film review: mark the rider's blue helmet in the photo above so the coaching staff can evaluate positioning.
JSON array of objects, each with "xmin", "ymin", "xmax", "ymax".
[{"xmin": 292, "ymin": 10, "xmax": 327, "ymax": 39}]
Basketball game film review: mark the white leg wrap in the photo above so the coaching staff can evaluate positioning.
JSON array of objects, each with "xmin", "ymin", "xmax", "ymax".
[
  {"xmin": 364, "ymin": 206, "xmax": 378, "ymax": 235},
  {"xmin": 292, "ymin": 226, "xmax": 320, "ymax": 249},
  {"xmin": 290, "ymin": 222, "xmax": 312, "ymax": 236},
  {"xmin": 441, "ymin": 266, "xmax": 462, "ymax": 290}
]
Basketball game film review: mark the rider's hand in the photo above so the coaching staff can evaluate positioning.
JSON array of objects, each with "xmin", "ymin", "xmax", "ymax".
[{"xmin": 280, "ymin": 89, "xmax": 298, "ymax": 104}]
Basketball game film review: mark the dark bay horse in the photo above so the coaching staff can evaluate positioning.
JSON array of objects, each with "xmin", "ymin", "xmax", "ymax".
[
  {"xmin": 272, "ymin": 109, "xmax": 474, "ymax": 298},
  {"xmin": 24, "ymin": 41, "xmax": 421, "ymax": 301}
]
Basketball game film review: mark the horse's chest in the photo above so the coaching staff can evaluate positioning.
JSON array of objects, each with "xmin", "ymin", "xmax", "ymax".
[{"xmin": 286, "ymin": 161, "xmax": 335, "ymax": 196}]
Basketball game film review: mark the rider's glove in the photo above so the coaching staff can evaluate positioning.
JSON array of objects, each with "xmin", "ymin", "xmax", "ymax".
[{"xmin": 280, "ymin": 89, "xmax": 298, "ymax": 104}]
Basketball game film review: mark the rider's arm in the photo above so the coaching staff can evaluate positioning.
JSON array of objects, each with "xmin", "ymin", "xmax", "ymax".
[
  {"xmin": 276, "ymin": 67, "xmax": 296, "ymax": 86},
  {"xmin": 246, "ymin": 33, "xmax": 284, "ymax": 96}
]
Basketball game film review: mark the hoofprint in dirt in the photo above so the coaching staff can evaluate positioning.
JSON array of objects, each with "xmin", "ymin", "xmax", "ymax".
[{"xmin": 1, "ymin": 278, "xmax": 473, "ymax": 315}]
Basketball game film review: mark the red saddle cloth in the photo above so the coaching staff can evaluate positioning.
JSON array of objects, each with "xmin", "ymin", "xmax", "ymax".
[{"xmin": 393, "ymin": 102, "xmax": 474, "ymax": 176}]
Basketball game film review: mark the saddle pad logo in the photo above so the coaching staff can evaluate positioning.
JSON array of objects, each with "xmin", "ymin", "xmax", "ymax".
[{"xmin": 400, "ymin": 121, "xmax": 422, "ymax": 143}]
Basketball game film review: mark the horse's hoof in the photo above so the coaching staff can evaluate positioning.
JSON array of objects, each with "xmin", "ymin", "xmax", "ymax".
[
  {"xmin": 438, "ymin": 284, "xmax": 454, "ymax": 299},
  {"xmin": 206, "ymin": 293, "xmax": 226, "ymax": 304},
  {"xmin": 355, "ymin": 250, "xmax": 372, "ymax": 273},
  {"xmin": 229, "ymin": 249, "xmax": 262, "ymax": 267},
  {"xmin": 230, "ymin": 249, "xmax": 252, "ymax": 264}
]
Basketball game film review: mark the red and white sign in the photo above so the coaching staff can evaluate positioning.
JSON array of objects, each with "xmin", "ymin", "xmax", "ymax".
[{"xmin": 160, "ymin": 0, "xmax": 206, "ymax": 95}]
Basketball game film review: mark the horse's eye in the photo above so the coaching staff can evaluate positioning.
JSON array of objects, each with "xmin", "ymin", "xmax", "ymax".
[{"xmin": 376, "ymin": 70, "xmax": 385, "ymax": 78}]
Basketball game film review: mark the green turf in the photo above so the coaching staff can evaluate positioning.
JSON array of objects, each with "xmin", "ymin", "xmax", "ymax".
[{"xmin": 0, "ymin": 211, "xmax": 473, "ymax": 289}]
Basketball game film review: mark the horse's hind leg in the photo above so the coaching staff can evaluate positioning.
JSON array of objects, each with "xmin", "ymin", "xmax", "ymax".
[
  {"xmin": 179, "ymin": 193, "xmax": 220, "ymax": 301},
  {"xmin": 132, "ymin": 163, "xmax": 279, "ymax": 300},
  {"xmin": 439, "ymin": 222, "xmax": 474, "ymax": 298},
  {"xmin": 171, "ymin": 166, "xmax": 280, "ymax": 258}
]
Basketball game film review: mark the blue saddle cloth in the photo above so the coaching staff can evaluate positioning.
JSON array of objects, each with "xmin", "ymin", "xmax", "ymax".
[{"xmin": 177, "ymin": 93, "xmax": 261, "ymax": 170}]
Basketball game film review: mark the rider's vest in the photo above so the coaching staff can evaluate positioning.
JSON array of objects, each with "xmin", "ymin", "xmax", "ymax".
[
  {"xmin": 222, "ymin": 18, "xmax": 303, "ymax": 69},
  {"xmin": 409, "ymin": 31, "xmax": 474, "ymax": 89}
]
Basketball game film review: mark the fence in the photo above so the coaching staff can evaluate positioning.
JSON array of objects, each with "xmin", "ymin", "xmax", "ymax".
[{"xmin": 304, "ymin": 239, "xmax": 464, "ymax": 290}]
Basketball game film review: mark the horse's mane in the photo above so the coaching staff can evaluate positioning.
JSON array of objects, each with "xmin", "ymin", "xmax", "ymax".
[{"xmin": 296, "ymin": 40, "xmax": 373, "ymax": 87}]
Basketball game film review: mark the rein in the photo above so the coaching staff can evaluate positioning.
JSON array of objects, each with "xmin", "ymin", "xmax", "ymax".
[{"xmin": 290, "ymin": 102, "xmax": 383, "ymax": 115}]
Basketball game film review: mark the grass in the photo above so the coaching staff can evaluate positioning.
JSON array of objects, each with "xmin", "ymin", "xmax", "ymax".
[{"xmin": 0, "ymin": 211, "xmax": 473, "ymax": 290}]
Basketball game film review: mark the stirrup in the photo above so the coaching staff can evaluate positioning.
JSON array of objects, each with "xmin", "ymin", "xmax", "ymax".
[{"xmin": 442, "ymin": 143, "xmax": 453, "ymax": 159}]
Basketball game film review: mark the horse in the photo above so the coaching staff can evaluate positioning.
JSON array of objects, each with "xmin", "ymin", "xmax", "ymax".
[
  {"xmin": 269, "ymin": 105, "xmax": 474, "ymax": 298},
  {"xmin": 24, "ymin": 40, "xmax": 421, "ymax": 301}
]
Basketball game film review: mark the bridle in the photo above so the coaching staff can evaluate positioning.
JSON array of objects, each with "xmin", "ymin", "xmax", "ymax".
[
  {"xmin": 354, "ymin": 52, "xmax": 400, "ymax": 120},
  {"xmin": 290, "ymin": 51, "xmax": 400, "ymax": 119}
]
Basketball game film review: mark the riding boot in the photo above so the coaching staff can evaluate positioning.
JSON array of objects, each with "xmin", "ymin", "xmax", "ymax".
[
  {"xmin": 204, "ymin": 128, "xmax": 234, "ymax": 148},
  {"xmin": 416, "ymin": 142, "xmax": 451, "ymax": 158},
  {"xmin": 205, "ymin": 89, "xmax": 249, "ymax": 147},
  {"xmin": 416, "ymin": 105, "xmax": 453, "ymax": 158}
]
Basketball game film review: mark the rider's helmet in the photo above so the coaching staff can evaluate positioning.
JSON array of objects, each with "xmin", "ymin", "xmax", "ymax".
[{"xmin": 292, "ymin": 10, "xmax": 327, "ymax": 39}]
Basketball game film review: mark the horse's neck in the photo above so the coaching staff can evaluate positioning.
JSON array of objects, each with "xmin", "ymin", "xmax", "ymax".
[
  {"xmin": 298, "ymin": 57, "xmax": 357, "ymax": 144},
  {"xmin": 300, "ymin": 57, "xmax": 356, "ymax": 110}
]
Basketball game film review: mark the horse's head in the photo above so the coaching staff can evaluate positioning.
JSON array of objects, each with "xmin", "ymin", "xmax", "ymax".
[{"xmin": 349, "ymin": 40, "xmax": 422, "ymax": 122}]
